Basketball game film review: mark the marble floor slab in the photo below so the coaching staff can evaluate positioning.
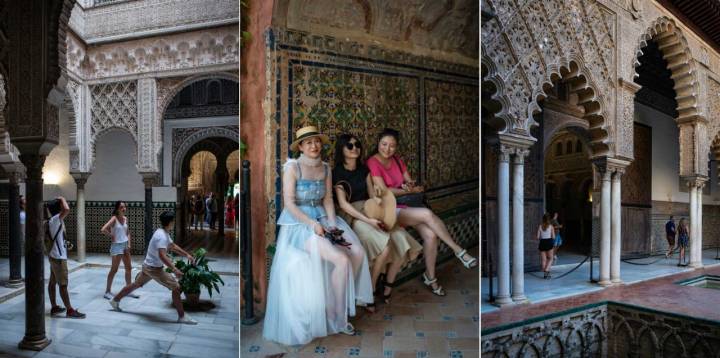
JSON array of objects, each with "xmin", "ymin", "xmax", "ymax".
[{"xmin": 0, "ymin": 264, "xmax": 239, "ymax": 357}]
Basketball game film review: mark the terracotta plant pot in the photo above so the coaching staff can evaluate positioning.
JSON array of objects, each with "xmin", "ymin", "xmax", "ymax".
[{"xmin": 185, "ymin": 292, "xmax": 200, "ymax": 306}]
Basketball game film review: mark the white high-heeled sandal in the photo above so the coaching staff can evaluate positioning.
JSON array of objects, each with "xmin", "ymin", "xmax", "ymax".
[
  {"xmin": 455, "ymin": 249, "xmax": 477, "ymax": 269},
  {"xmin": 422, "ymin": 273, "xmax": 446, "ymax": 296}
]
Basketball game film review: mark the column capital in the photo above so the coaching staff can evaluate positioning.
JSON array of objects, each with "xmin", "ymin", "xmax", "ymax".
[
  {"xmin": 6, "ymin": 170, "xmax": 25, "ymax": 185},
  {"xmin": 141, "ymin": 173, "xmax": 159, "ymax": 188},
  {"xmin": 683, "ymin": 175, "xmax": 709, "ymax": 189},
  {"xmin": 512, "ymin": 148, "xmax": 530, "ymax": 164},
  {"xmin": 71, "ymin": 172, "xmax": 91, "ymax": 187}
]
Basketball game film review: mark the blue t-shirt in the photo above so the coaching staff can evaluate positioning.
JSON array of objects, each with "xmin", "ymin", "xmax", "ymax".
[{"xmin": 665, "ymin": 221, "xmax": 676, "ymax": 236}]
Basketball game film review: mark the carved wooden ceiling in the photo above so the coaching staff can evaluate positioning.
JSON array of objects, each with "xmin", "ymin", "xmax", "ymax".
[{"xmin": 658, "ymin": 0, "xmax": 720, "ymax": 53}]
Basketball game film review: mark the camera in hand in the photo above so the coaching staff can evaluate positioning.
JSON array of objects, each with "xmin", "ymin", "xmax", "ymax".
[{"xmin": 324, "ymin": 227, "xmax": 352, "ymax": 248}]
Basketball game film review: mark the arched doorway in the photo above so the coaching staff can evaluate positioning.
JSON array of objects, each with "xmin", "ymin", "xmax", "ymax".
[
  {"xmin": 544, "ymin": 130, "xmax": 593, "ymax": 261},
  {"xmin": 178, "ymin": 137, "xmax": 238, "ymax": 257}
]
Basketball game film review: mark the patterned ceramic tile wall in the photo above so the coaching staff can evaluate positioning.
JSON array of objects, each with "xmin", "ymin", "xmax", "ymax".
[{"xmin": 0, "ymin": 201, "xmax": 176, "ymax": 257}]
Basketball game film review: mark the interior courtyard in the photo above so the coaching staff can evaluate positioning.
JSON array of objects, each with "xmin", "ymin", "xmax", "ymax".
[
  {"xmin": 482, "ymin": 0, "xmax": 720, "ymax": 356},
  {"xmin": 0, "ymin": 0, "xmax": 239, "ymax": 356}
]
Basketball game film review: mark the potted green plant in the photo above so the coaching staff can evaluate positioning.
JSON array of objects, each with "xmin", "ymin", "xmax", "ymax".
[{"xmin": 167, "ymin": 248, "xmax": 225, "ymax": 306}]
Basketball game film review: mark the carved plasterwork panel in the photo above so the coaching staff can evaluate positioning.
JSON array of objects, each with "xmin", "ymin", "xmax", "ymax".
[
  {"xmin": 137, "ymin": 78, "xmax": 158, "ymax": 173},
  {"xmin": 708, "ymin": 78, "xmax": 720, "ymax": 155},
  {"xmin": 679, "ymin": 123, "xmax": 695, "ymax": 177},
  {"xmin": 66, "ymin": 26, "xmax": 238, "ymax": 81},
  {"xmin": 483, "ymin": 0, "xmax": 615, "ymax": 155},
  {"xmin": 90, "ymin": 80, "xmax": 137, "ymax": 139}
]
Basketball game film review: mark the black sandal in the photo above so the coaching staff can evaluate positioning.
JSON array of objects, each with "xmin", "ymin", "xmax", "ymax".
[{"xmin": 382, "ymin": 278, "xmax": 397, "ymax": 304}]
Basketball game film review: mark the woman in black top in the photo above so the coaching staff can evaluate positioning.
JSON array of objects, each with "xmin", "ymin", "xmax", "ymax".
[{"xmin": 333, "ymin": 134, "xmax": 421, "ymax": 306}]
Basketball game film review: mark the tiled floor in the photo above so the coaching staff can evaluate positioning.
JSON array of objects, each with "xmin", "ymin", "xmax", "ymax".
[
  {"xmin": 481, "ymin": 248, "xmax": 720, "ymax": 314},
  {"xmin": 0, "ymin": 233, "xmax": 240, "ymax": 357},
  {"xmin": 241, "ymin": 247, "xmax": 480, "ymax": 358},
  {"xmin": 482, "ymin": 249, "xmax": 720, "ymax": 331},
  {"xmin": 0, "ymin": 264, "xmax": 239, "ymax": 357}
]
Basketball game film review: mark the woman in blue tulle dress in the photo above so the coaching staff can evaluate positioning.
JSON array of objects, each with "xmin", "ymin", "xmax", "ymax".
[{"xmin": 263, "ymin": 126, "xmax": 373, "ymax": 347}]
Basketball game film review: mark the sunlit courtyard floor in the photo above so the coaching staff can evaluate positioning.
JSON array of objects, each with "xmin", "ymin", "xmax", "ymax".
[{"xmin": 0, "ymin": 230, "xmax": 239, "ymax": 357}]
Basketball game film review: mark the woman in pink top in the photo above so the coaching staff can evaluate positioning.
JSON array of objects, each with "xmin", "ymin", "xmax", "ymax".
[{"xmin": 366, "ymin": 128, "xmax": 477, "ymax": 297}]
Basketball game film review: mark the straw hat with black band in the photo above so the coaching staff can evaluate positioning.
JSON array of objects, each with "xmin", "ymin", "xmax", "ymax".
[{"xmin": 290, "ymin": 125, "xmax": 330, "ymax": 152}]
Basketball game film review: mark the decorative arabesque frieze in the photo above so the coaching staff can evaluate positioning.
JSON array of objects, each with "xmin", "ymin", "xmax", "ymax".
[{"xmin": 66, "ymin": 26, "xmax": 238, "ymax": 81}]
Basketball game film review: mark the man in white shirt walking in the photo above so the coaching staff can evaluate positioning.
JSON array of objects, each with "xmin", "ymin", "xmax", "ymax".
[
  {"xmin": 109, "ymin": 211, "xmax": 198, "ymax": 324},
  {"xmin": 47, "ymin": 196, "xmax": 86, "ymax": 318}
]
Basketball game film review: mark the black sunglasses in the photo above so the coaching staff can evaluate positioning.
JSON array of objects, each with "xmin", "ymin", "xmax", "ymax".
[{"xmin": 345, "ymin": 141, "xmax": 362, "ymax": 150}]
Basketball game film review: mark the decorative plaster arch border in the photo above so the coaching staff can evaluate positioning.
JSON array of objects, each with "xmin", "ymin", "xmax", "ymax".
[
  {"xmin": 632, "ymin": 17, "xmax": 701, "ymax": 123},
  {"xmin": 90, "ymin": 126, "xmax": 139, "ymax": 172},
  {"xmin": 527, "ymin": 56, "xmax": 611, "ymax": 157},
  {"xmin": 480, "ymin": 48, "xmax": 512, "ymax": 133},
  {"xmin": 0, "ymin": 75, "xmax": 23, "ymax": 174},
  {"xmin": 172, "ymin": 126, "xmax": 238, "ymax": 185}
]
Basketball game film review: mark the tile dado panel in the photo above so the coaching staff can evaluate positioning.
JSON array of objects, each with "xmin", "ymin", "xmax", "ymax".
[
  {"xmin": 482, "ymin": 302, "xmax": 720, "ymax": 357},
  {"xmin": 0, "ymin": 201, "xmax": 175, "ymax": 257},
  {"xmin": 270, "ymin": 28, "xmax": 479, "ymax": 222},
  {"xmin": 650, "ymin": 201, "xmax": 720, "ymax": 255}
]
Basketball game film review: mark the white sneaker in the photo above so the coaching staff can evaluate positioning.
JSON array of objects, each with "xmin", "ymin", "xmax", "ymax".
[
  {"xmin": 103, "ymin": 292, "xmax": 114, "ymax": 300},
  {"xmin": 178, "ymin": 315, "xmax": 198, "ymax": 325},
  {"xmin": 127, "ymin": 292, "xmax": 140, "ymax": 299},
  {"xmin": 109, "ymin": 300, "xmax": 122, "ymax": 312}
]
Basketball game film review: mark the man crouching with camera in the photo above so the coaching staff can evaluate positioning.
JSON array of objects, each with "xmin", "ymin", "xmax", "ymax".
[{"xmin": 47, "ymin": 196, "xmax": 86, "ymax": 318}]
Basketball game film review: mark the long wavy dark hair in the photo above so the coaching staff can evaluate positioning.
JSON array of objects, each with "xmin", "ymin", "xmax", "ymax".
[
  {"xmin": 333, "ymin": 133, "xmax": 366, "ymax": 169},
  {"xmin": 369, "ymin": 128, "xmax": 400, "ymax": 157},
  {"xmin": 113, "ymin": 201, "xmax": 125, "ymax": 217}
]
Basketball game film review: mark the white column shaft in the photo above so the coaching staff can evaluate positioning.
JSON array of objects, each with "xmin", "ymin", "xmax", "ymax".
[
  {"xmin": 76, "ymin": 186, "xmax": 86, "ymax": 263},
  {"xmin": 511, "ymin": 155, "xmax": 526, "ymax": 302},
  {"xmin": 496, "ymin": 156, "xmax": 512, "ymax": 305},
  {"xmin": 698, "ymin": 189, "xmax": 703, "ymax": 265},
  {"xmin": 611, "ymin": 173, "xmax": 622, "ymax": 283},
  {"xmin": 689, "ymin": 185, "xmax": 698, "ymax": 267},
  {"xmin": 599, "ymin": 175, "xmax": 611, "ymax": 286}
]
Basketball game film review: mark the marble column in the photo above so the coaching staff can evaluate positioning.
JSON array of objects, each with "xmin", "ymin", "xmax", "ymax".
[
  {"xmin": 18, "ymin": 154, "xmax": 50, "ymax": 350},
  {"xmin": 142, "ymin": 176, "xmax": 155, "ymax": 253},
  {"xmin": 611, "ymin": 169, "xmax": 623, "ymax": 284},
  {"xmin": 599, "ymin": 169, "xmax": 612, "ymax": 286},
  {"xmin": 495, "ymin": 145, "xmax": 512, "ymax": 305},
  {"xmin": 73, "ymin": 174, "xmax": 89, "ymax": 263},
  {"xmin": 697, "ymin": 183, "xmax": 704, "ymax": 267},
  {"xmin": 511, "ymin": 148, "xmax": 528, "ymax": 303},
  {"xmin": 7, "ymin": 173, "xmax": 23, "ymax": 288},
  {"xmin": 689, "ymin": 182, "xmax": 699, "ymax": 267}
]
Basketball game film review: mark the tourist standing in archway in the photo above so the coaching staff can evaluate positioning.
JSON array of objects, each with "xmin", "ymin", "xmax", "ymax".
[
  {"xmin": 194, "ymin": 193, "xmax": 205, "ymax": 230},
  {"xmin": 551, "ymin": 212, "xmax": 563, "ymax": 264},
  {"xmin": 537, "ymin": 213, "xmax": 555, "ymax": 278},
  {"xmin": 366, "ymin": 128, "xmax": 477, "ymax": 296},
  {"xmin": 678, "ymin": 218, "xmax": 689, "ymax": 266},
  {"xmin": 665, "ymin": 216, "xmax": 677, "ymax": 259},
  {"xmin": 101, "ymin": 201, "xmax": 140, "ymax": 300},
  {"xmin": 225, "ymin": 195, "xmax": 235, "ymax": 228},
  {"xmin": 263, "ymin": 126, "xmax": 372, "ymax": 345}
]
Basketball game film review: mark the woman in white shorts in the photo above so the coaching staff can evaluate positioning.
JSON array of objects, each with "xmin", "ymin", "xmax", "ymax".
[{"xmin": 101, "ymin": 201, "xmax": 139, "ymax": 299}]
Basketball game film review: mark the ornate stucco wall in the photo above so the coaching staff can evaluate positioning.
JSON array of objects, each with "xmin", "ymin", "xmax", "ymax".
[{"xmin": 483, "ymin": 0, "xmax": 720, "ymax": 268}]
